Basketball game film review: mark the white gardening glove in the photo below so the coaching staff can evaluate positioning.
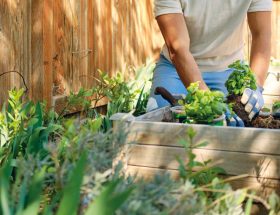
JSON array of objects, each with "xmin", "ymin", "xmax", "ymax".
[{"xmin": 241, "ymin": 86, "xmax": 264, "ymax": 120}]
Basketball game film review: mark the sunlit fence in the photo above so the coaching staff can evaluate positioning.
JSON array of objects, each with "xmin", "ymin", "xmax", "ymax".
[
  {"xmin": 0, "ymin": 0, "xmax": 163, "ymax": 107},
  {"xmin": 0, "ymin": 0, "xmax": 279, "ymax": 107}
]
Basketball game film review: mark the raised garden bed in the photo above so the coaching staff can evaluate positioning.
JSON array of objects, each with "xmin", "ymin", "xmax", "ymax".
[{"xmin": 112, "ymin": 107, "xmax": 280, "ymax": 197}]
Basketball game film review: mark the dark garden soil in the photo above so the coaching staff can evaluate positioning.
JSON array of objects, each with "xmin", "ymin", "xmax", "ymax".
[
  {"xmin": 227, "ymin": 95, "xmax": 252, "ymax": 127},
  {"xmin": 227, "ymin": 95, "xmax": 280, "ymax": 129}
]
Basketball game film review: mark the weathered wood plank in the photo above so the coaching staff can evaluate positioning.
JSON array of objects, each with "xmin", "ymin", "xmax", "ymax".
[
  {"xmin": 126, "ymin": 120, "xmax": 280, "ymax": 154},
  {"xmin": 126, "ymin": 166, "xmax": 280, "ymax": 197},
  {"xmin": 127, "ymin": 144, "xmax": 280, "ymax": 179},
  {"xmin": 31, "ymin": 0, "xmax": 44, "ymax": 102},
  {"xmin": 43, "ymin": 0, "xmax": 54, "ymax": 109}
]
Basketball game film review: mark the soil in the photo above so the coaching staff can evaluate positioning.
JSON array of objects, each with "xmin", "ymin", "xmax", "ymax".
[
  {"xmin": 227, "ymin": 95, "xmax": 252, "ymax": 127},
  {"xmin": 227, "ymin": 95, "xmax": 280, "ymax": 129},
  {"xmin": 251, "ymin": 115, "xmax": 280, "ymax": 129}
]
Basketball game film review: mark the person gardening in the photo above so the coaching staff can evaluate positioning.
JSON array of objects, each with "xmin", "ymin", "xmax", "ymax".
[{"xmin": 147, "ymin": 0, "xmax": 272, "ymax": 127}]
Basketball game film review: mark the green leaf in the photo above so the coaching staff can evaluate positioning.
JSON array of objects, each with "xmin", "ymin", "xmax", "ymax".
[
  {"xmin": 85, "ymin": 179, "xmax": 133, "ymax": 215},
  {"xmin": 187, "ymin": 127, "xmax": 196, "ymax": 140},
  {"xmin": 56, "ymin": 152, "xmax": 87, "ymax": 215},
  {"xmin": 21, "ymin": 168, "xmax": 45, "ymax": 215},
  {"xmin": 15, "ymin": 177, "xmax": 28, "ymax": 214},
  {"xmin": 245, "ymin": 192, "xmax": 254, "ymax": 215},
  {"xmin": 0, "ymin": 162, "xmax": 11, "ymax": 215}
]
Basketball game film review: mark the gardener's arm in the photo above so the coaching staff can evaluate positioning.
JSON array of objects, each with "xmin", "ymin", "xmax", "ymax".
[
  {"xmin": 248, "ymin": 11, "xmax": 271, "ymax": 87},
  {"xmin": 156, "ymin": 14, "xmax": 209, "ymax": 90}
]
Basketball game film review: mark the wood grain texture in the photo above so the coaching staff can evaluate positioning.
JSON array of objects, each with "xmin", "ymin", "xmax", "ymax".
[
  {"xmin": 126, "ymin": 119, "xmax": 280, "ymax": 154},
  {"xmin": 112, "ymin": 108, "xmax": 280, "ymax": 193},
  {"xmin": 0, "ymin": 0, "xmax": 163, "ymax": 106},
  {"xmin": 126, "ymin": 166, "xmax": 280, "ymax": 197},
  {"xmin": 127, "ymin": 144, "xmax": 280, "ymax": 179}
]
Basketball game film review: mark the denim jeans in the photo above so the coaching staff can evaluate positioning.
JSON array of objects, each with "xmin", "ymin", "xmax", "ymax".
[{"xmin": 147, "ymin": 54, "xmax": 234, "ymax": 111}]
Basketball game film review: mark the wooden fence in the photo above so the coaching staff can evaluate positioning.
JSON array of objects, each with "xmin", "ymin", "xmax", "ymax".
[
  {"xmin": 0, "ymin": 0, "xmax": 279, "ymax": 108},
  {"xmin": 0, "ymin": 0, "xmax": 163, "ymax": 108}
]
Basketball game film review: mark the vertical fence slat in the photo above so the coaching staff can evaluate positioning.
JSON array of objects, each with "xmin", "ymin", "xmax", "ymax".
[{"xmin": 43, "ymin": 0, "xmax": 53, "ymax": 108}]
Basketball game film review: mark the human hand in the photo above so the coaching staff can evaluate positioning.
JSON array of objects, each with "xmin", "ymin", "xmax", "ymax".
[{"xmin": 241, "ymin": 86, "xmax": 264, "ymax": 120}]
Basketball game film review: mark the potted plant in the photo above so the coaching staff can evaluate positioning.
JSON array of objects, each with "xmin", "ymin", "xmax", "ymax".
[{"xmin": 179, "ymin": 82, "xmax": 227, "ymax": 126}]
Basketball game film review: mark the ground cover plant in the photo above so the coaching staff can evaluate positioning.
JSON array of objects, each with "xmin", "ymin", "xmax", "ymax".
[{"xmin": 226, "ymin": 60, "xmax": 280, "ymax": 129}]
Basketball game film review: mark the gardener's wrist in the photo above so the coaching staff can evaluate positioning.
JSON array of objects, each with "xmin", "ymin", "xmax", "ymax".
[
  {"xmin": 254, "ymin": 72, "xmax": 267, "ymax": 88},
  {"xmin": 198, "ymin": 81, "xmax": 209, "ymax": 91}
]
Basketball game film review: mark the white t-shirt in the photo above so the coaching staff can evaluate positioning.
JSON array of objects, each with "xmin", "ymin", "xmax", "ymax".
[{"xmin": 154, "ymin": 0, "xmax": 272, "ymax": 72}]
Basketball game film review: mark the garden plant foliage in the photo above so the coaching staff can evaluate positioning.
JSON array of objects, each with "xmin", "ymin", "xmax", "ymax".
[
  {"xmin": 0, "ymin": 62, "xmax": 280, "ymax": 215},
  {"xmin": 273, "ymin": 101, "xmax": 280, "ymax": 111},
  {"xmin": 225, "ymin": 60, "xmax": 257, "ymax": 96},
  {"xmin": 180, "ymin": 82, "xmax": 227, "ymax": 123}
]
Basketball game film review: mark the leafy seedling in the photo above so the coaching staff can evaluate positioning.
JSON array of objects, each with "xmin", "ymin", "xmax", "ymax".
[
  {"xmin": 181, "ymin": 82, "xmax": 227, "ymax": 124},
  {"xmin": 226, "ymin": 60, "xmax": 257, "ymax": 96}
]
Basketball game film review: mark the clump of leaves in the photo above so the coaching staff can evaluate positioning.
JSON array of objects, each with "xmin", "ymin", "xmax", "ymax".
[
  {"xmin": 0, "ymin": 89, "xmax": 61, "ymax": 166},
  {"xmin": 272, "ymin": 101, "xmax": 280, "ymax": 111},
  {"xmin": 180, "ymin": 82, "xmax": 227, "ymax": 123},
  {"xmin": 226, "ymin": 60, "xmax": 257, "ymax": 96}
]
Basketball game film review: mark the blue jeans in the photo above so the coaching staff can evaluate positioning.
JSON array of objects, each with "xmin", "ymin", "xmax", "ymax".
[{"xmin": 148, "ymin": 54, "xmax": 234, "ymax": 110}]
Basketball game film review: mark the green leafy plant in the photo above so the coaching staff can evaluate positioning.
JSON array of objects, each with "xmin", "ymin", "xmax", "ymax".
[
  {"xmin": 58, "ymin": 88, "xmax": 93, "ymax": 119},
  {"xmin": 1, "ymin": 85, "xmax": 280, "ymax": 215},
  {"xmin": 272, "ymin": 101, "xmax": 280, "ymax": 111},
  {"xmin": 177, "ymin": 128, "xmax": 225, "ymax": 185},
  {"xmin": 180, "ymin": 82, "xmax": 227, "ymax": 123},
  {"xmin": 0, "ymin": 89, "xmax": 61, "ymax": 166},
  {"xmin": 0, "ymin": 159, "xmax": 45, "ymax": 215},
  {"xmin": 226, "ymin": 60, "xmax": 257, "ymax": 96}
]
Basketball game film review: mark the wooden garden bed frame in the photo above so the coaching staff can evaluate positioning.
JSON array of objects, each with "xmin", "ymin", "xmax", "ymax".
[{"xmin": 112, "ymin": 107, "xmax": 280, "ymax": 197}]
